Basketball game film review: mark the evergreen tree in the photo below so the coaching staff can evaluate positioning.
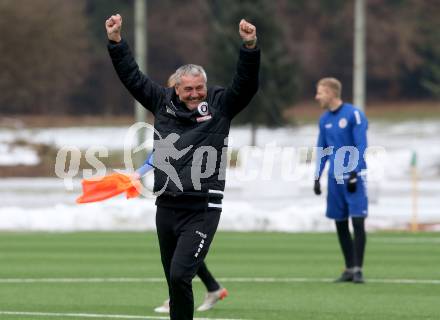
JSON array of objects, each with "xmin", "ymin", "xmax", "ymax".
[
  {"xmin": 413, "ymin": 1, "xmax": 440, "ymax": 99},
  {"xmin": 206, "ymin": 0, "xmax": 300, "ymax": 128}
]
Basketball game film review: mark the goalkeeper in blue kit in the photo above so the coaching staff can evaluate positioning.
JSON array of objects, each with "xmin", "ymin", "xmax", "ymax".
[{"xmin": 314, "ymin": 77, "xmax": 368, "ymax": 283}]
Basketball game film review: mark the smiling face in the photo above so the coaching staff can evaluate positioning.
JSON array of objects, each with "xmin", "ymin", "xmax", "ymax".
[{"xmin": 175, "ymin": 74, "xmax": 207, "ymax": 110}]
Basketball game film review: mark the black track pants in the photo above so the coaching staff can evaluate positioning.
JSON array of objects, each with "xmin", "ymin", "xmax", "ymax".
[{"xmin": 156, "ymin": 206, "xmax": 221, "ymax": 320}]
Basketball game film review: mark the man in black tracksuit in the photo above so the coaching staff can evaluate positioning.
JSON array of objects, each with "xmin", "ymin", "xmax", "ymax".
[{"xmin": 105, "ymin": 14, "xmax": 260, "ymax": 320}]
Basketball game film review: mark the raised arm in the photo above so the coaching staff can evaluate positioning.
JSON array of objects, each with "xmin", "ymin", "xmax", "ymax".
[
  {"xmin": 105, "ymin": 14, "xmax": 164, "ymax": 115},
  {"xmin": 220, "ymin": 19, "xmax": 260, "ymax": 119}
]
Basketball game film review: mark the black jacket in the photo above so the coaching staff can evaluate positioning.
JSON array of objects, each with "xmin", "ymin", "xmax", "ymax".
[{"xmin": 108, "ymin": 39, "xmax": 260, "ymax": 208}]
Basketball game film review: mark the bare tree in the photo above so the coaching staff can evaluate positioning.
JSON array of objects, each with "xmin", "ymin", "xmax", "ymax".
[{"xmin": 0, "ymin": 0, "xmax": 91, "ymax": 114}]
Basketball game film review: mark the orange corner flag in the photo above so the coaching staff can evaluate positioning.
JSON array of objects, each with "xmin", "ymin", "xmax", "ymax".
[{"xmin": 76, "ymin": 172, "xmax": 142, "ymax": 204}]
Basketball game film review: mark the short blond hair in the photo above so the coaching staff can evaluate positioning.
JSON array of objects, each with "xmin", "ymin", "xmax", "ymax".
[{"xmin": 317, "ymin": 77, "xmax": 342, "ymax": 98}]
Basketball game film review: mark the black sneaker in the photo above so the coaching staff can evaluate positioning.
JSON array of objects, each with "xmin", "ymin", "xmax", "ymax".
[
  {"xmin": 353, "ymin": 271, "xmax": 365, "ymax": 284},
  {"xmin": 334, "ymin": 270, "xmax": 354, "ymax": 282}
]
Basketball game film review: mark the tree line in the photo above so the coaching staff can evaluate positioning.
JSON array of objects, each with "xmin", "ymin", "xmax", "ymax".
[{"xmin": 0, "ymin": 0, "xmax": 438, "ymax": 126}]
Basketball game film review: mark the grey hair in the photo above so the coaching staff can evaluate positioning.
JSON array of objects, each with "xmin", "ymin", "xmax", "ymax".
[{"xmin": 173, "ymin": 64, "xmax": 207, "ymax": 86}]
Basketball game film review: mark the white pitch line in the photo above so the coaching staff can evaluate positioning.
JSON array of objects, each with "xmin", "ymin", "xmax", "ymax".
[
  {"xmin": 0, "ymin": 277, "xmax": 439, "ymax": 285},
  {"xmin": 367, "ymin": 278, "xmax": 440, "ymax": 285},
  {"xmin": 0, "ymin": 311, "xmax": 248, "ymax": 320},
  {"xmin": 371, "ymin": 237, "xmax": 440, "ymax": 244},
  {"xmin": 218, "ymin": 277, "xmax": 440, "ymax": 285},
  {"xmin": 0, "ymin": 312, "xmax": 159, "ymax": 320},
  {"xmin": 0, "ymin": 278, "xmax": 164, "ymax": 283}
]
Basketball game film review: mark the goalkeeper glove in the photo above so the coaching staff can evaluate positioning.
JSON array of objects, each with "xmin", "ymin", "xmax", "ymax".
[
  {"xmin": 347, "ymin": 172, "xmax": 357, "ymax": 193},
  {"xmin": 314, "ymin": 179, "xmax": 321, "ymax": 195}
]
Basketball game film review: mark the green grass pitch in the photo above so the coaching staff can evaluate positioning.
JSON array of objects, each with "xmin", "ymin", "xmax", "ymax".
[{"xmin": 0, "ymin": 231, "xmax": 439, "ymax": 319}]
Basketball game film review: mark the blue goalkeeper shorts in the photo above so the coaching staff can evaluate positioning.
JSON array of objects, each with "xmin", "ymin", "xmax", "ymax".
[{"xmin": 326, "ymin": 174, "xmax": 368, "ymax": 221}]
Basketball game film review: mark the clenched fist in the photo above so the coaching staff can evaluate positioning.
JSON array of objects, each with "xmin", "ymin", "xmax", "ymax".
[
  {"xmin": 239, "ymin": 19, "xmax": 257, "ymax": 49},
  {"xmin": 105, "ymin": 14, "xmax": 122, "ymax": 42}
]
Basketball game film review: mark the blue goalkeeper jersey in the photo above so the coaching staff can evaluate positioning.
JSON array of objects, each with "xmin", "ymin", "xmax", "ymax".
[{"xmin": 315, "ymin": 103, "xmax": 368, "ymax": 180}]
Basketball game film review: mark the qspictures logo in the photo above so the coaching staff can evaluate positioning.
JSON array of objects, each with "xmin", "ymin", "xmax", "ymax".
[{"xmin": 54, "ymin": 122, "xmax": 387, "ymax": 196}]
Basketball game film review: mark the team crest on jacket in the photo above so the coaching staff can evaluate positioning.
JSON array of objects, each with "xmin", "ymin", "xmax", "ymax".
[
  {"xmin": 196, "ymin": 101, "xmax": 211, "ymax": 122},
  {"xmin": 197, "ymin": 102, "xmax": 209, "ymax": 116},
  {"xmin": 339, "ymin": 118, "xmax": 348, "ymax": 128}
]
